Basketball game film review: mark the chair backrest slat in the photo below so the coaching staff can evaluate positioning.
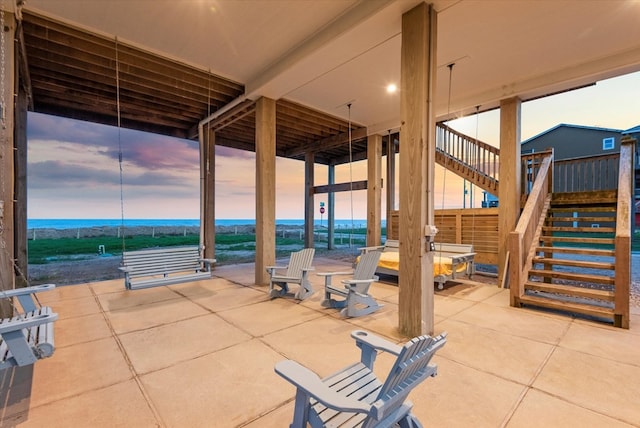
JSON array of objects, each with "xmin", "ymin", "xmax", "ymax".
[
  {"xmin": 353, "ymin": 250, "xmax": 381, "ymax": 281},
  {"xmin": 369, "ymin": 333, "xmax": 446, "ymax": 422},
  {"xmin": 286, "ymin": 248, "xmax": 315, "ymax": 278}
]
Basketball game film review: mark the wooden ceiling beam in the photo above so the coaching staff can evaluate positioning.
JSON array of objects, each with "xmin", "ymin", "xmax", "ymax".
[
  {"xmin": 23, "ymin": 12, "xmax": 243, "ymax": 94},
  {"xmin": 285, "ymin": 126, "xmax": 368, "ymax": 157},
  {"xmin": 313, "ymin": 180, "xmax": 368, "ymax": 194},
  {"xmin": 277, "ymin": 100, "xmax": 361, "ymax": 129},
  {"xmin": 34, "ymin": 103, "xmax": 190, "ymax": 139},
  {"xmin": 276, "ymin": 115, "xmax": 341, "ymax": 139},
  {"xmin": 32, "ymin": 81, "xmax": 203, "ymax": 125},
  {"xmin": 34, "ymin": 91, "xmax": 196, "ymax": 130},
  {"xmin": 30, "ymin": 68, "xmax": 207, "ymax": 119},
  {"xmin": 25, "ymin": 46, "xmax": 236, "ymax": 106}
]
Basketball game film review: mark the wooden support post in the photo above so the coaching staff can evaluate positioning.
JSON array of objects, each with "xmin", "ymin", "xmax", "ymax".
[
  {"xmin": 455, "ymin": 213, "xmax": 462, "ymax": 244},
  {"xmin": 0, "ymin": 13, "xmax": 16, "ymax": 317},
  {"xmin": 304, "ymin": 152, "xmax": 315, "ymax": 248},
  {"xmin": 199, "ymin": 123, "xmax": 216, "ymax": 264},
  {"xmin": 386, "ymin": 135, "xmax": 396, "ymax": 241},
  {"xmin": 328, "ymin": 165, "xmax": 335, "ymax": 249},
  {"xmin": 367, "ymin": 134, "xmax": 382, "ymax": 247},
  {"xmin": 499, "ymin": 97, "xmax": 521, "ymax": 282},
  {"xmin": 255, "ymin": 97, "xmax": 276, "ymax": 285},
  {"xmin": 399, "ymin": 2, "xmax": 437, "ymax": 337},
  {"xmin": 14, "ymin": 83, "xmax": 28, "ymax": 288},
  {"xmin": 613, "ymin": 137, "xmax": 635, "ymax": 328}
]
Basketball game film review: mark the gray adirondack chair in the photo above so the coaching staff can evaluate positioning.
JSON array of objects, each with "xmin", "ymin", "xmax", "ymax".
[
  {"xmin": 318, "ymin": 250, "xmax": 382, "ymax": 317},
  {"xmin": 275, "ymin": 329, "xmax": 447, "ymax": 428},
  {"xmin": 267, "ymin": 248, "xmax": 315, "ymax": 300}
]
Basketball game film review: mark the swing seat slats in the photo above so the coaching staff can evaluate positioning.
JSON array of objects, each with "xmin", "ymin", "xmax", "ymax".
[
  {"xmin": 120, "ymin": 246, "xmax": 215, "ymax": 290},
  {"xmin": 0, "ymin": 284, "xmax": 58, "ymax": 370}
]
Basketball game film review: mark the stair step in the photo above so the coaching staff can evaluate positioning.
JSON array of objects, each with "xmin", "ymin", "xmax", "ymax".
[
  {"xmin": 524, "ymin": 281, "xmax": 615, "ymax": 301},
  {"xmin": 551, "ymin": 191, "xmax": 617, "ymax": 205},
  {"xmin": 546, "ymin": 216, "xmax": 615, "ymax": 223},
  {"xmin": 541, "ymin": 226, "xmax": 616, "ymax": 233},
  {"xmin": 539, "ymin": 236, "xmax": 615, "ymax": 245},
  {"xmin": 532, "ymin": 257, "xmax": 615, "ymax": 270},
  {"xmin": 535, "ymin": 246, "xmax": 615, "ymax": 257},
  {"xmin": 548, "ymin": 206, "xmax": 616, "ymax": 213},
  {"xmin": 518, "ymin": 294, "xmax": 614, "ymax": 319},
  {"xmin": 528, "ymin": 269, "xmax": 614, "ymax": 285}
]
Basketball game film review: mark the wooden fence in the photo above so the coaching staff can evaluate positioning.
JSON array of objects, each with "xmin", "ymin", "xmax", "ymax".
[{"xmin": 388, "ymin": 208, "xmax": 499, "ymax": 265}]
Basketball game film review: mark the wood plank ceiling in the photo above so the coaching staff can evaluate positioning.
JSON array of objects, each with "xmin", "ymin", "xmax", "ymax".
[{"xmin": 20, "ymin": 11, "xmax": 373, "ymax": 166}]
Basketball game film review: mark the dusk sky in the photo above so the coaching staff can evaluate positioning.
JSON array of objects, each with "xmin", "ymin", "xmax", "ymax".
[{"xmin": 27, "ymin": 71, "xmax": 640, "ymax": 220}]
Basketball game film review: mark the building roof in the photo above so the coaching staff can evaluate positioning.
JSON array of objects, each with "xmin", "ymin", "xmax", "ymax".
[
  {"xmin": 521, "ymin": 123, "xmax": 624, "ymax": 145},
  {"xmin": 623, "ymin": 125, "xmax": 640, "ymax": 135}
]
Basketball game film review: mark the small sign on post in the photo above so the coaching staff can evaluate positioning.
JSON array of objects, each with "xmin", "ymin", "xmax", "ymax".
[{"xmin": 319, "ymin": 202, "xmax": 325, "ymax": 227}]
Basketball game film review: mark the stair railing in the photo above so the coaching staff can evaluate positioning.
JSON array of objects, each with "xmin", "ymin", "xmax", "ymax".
[
  {"xmin": 520, "ymin": 149, "xmax": 554, "ymax": 203},
  {"xmin": 509, "ymin": 151, "xmax": 554, "ymax": 306},
  {"xmin": 436, "ymin": 123, "xmax": 500, "ymax": 193},
  {"xmin": 554, "ymin": 152, "xmax": 619, "ymax": 193},
  {"xmin": 614, "ymin": 136, "xmax": 635, "ymax": 328}
]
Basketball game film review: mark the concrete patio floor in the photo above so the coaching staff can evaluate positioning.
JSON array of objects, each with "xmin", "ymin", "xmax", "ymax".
[{"xmin": 2, "ymin": 256, "xmax": 640, "ymax": 427}]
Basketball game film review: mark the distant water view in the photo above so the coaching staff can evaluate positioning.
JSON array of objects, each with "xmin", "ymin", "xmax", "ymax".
[{"xmin": 28, "ymin": 218, "xmax": 377, "ymax": 230}]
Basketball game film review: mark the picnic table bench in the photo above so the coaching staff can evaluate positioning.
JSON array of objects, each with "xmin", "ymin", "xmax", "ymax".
[{"xmin": 120, "ymin": 246, "xmax": 215, "ymax": 290}]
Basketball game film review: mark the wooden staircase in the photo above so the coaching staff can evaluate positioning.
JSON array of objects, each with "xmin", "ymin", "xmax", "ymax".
[
  {"xmin": 435, "ymin": 123, "xmax": 499, "ymax": 195},
  {"xmin": 518, "ymin": 191, "xmax": 618, "ymax": 322}
]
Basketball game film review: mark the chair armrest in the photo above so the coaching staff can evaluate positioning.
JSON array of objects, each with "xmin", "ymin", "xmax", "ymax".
[
  {"xmin": 118, "ymin": 266, "xmax": 132, "ymax": 273},
  {"xmin": 0, "ymin": 284, "xmax": 55, "ymax": 298},
  {"xmin": 343, "ymin": 279, "xmax": 376, "ymax": 285},
  {"xmin": 265, "ymin": 265, "xmax": 287, "ymax": 274},
  {"xmin": 449, "ymin": 252, "xmax": 476, "ymax": 263},
  {"xmin": 317, "ymin": 271, "xmax": 353, "ymax": 277},
  {"xmin": 351, "ymin": 330, "xmax": 402, "ymax": 368},
  {"xmin": 201, "ymin": 258, "xmax": 217, "ymax": 264},
  {"xmin": 318, "ymin": 270, "xmax": 353, "ymax": 287},
  {"xmin": 0, "ymin": 312, "xmax": 58, "ymax": 334},
  {"xmin": 275, "ymin": 360, "xmax": 370, "ymax": 414},
  {"xmin": 357, "ymin": 245, "xmax": 384, "ymax": 254},
  {"xmin": 301, "ymin": 267, "xmax": 315, "ymax": 272}
]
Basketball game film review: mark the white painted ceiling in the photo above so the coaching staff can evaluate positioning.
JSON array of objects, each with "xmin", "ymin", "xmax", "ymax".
[{"xmin": 24, "ymin": 0, "xmax": 640, "ymax": 135}]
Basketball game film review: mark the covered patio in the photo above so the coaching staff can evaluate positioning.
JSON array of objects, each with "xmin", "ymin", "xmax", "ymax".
[{"xmin": 2, "ymin": 258, "xmax": 639, "ymax": 427}]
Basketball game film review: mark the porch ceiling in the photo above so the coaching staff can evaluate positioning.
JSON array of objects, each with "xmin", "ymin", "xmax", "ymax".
[{"xmin": 15, "ymin": 0, "xmax": 640, "ymax": 165}]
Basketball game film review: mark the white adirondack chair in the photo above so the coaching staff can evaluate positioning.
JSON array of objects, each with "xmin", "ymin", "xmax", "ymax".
[
  {"xmin": 266, "ymin": 248, "xmax": 315, "ymax": 300},
  {"xmin": 0, "ymin": 284, "xmax": 58, "ymax": 370},
  {"xmin": 275, "ymin": 329, "xmax": 447, "ymax": 428},
  {"xmin": 318, "ymin": 250, "xmax": 382, "ymax": 317}
]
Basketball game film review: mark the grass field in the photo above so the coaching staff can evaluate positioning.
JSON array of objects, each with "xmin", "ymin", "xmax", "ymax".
[
  {"xmin": 27, "ymin": 228, "xmax": 371, "ymax": 264},
  {"xmin": 27, "ymin": 227, "xmax": 639, "ymax": 265}
]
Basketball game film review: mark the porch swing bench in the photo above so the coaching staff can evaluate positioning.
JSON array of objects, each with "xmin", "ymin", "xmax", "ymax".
[
  {"xmin": 120, "ymin": 246, "xmax": 216, "ymax": 290},
  {"xmin": 0, "ymin": 284, "xmax": 58, "ymax": 370}
]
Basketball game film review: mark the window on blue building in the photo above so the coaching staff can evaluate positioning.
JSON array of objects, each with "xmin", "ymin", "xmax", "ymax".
[{"xmin": 602, "ymin": 137, "xmax": 615, "ymax": 150}]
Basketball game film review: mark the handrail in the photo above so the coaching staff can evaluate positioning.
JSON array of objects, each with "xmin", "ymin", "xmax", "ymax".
[
  {"xmin": 613, "ymin": 137, "xmax": 635, "ymax": 328},
  {"xmin": 509, "ymin": 152, "xmax": 553, "ymax": 305},
  {"xmin": 520, "ymin": 149, "xmax": 553, "ymax": 201}
]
